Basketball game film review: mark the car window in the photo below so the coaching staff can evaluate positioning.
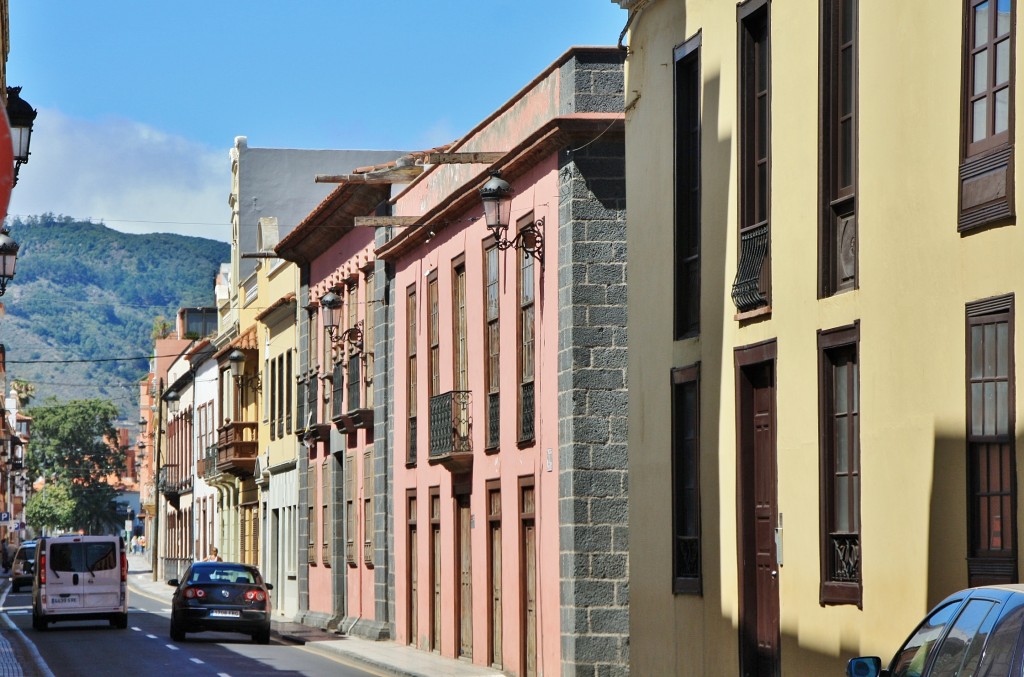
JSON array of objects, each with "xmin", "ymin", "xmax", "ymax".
[
  {"xmin": 892, "ymin": 601, "xmax": 963, "ymax": 677},
  {"xmin": 49, "ymin": 542, "xmax": 117, "ymax": 573},
  {"xmin": 977, "ymin": 603, "xmax": 1024, "ymax": 677},
  {"xmin": 928, "ymin": 599, "xmax": 998, "ymax": 677},
  {"xmin": 84, "ymin": 543, "xmax": 116, "ymax": 571}
]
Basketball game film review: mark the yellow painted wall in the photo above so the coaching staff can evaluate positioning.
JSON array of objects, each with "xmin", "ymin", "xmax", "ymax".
[{"xmin": 627, "ymin": 0, "xmax": 1021, "ymax": 675}]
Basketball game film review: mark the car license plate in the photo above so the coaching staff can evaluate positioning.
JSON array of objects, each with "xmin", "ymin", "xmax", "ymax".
[
  {"xmin": 49, "ymin": 595, "xmax": 79, "ymax": 606},
  {"xmin": 210, "ymin": 609, "xmax": 240, "ymax": 618}
]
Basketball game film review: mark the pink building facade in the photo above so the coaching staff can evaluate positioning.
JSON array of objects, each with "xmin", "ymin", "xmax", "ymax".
[{"xmin": 381, "ymin": 47, "xmax": 628, "ymax": 676}]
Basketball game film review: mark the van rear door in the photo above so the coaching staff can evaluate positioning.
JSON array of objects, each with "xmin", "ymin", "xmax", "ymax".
[
  {"xmin": 81, "ymin": 540, "xmax": 122, "ymax": 609},
  {"xmin": 44, "ymin": 541, "xmax": 85, "ymax": 610}
]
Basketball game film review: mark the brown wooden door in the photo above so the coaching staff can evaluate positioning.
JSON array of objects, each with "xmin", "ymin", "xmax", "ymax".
[
  {"xmin": 490, "ymin": 518, "xmax": 503, "ymax": 668},
  {"xmin": 457, "ymin": 494, "xmax": 473, "ymax": 659},
  {"xmin": 738, "ymin": 355, "xmax": 780, "ymax": 677},
  {"xmin": 409, "ymin": 525, "xmax": 418, "ymax": 646},
  {"xmin": 432, "ymin": 524, "xmax": 441, "ymax": 651},
  {"xmin": 522, "ymin": 518, "xmax": 537, "ymax": 677}
]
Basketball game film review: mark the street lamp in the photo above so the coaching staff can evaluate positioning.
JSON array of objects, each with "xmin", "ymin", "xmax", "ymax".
[
  {"xmin": 227, "ymin": 349, "xmax": 261, "ymax": 391},
  {"xmin": 0, "ymin": 227, "xmax": 20, "ymax": 296},
  {"xmin": 5, "ymin": 87, "xmax": 36, "ymax": 187},
  {"xmin": 479, "ymin": 170, "xmax": 544, "ymax": 263},
  {"xmin": 319, "ymin": 289, "xmax": 364, "ymax": 351},
  {"xmin": 164, "ymin": 389, "xmax": 180, "ymax": 416}
]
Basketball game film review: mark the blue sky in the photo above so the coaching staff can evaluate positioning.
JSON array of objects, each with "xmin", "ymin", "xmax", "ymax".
[{"xmin": 5, "ymin": 1, "xmax": 626, "ymax": 242}]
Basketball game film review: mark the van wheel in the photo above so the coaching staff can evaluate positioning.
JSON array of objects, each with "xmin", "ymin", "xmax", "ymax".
[
  {"xmin": 111, "ymin": 613, "xmax": 128, "ymax": 629},
  {"xmin": 31, "ymin": 613, "xmax": 46, "ymax": 631}
]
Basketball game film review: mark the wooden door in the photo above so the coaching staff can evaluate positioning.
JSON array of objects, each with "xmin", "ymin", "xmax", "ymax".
[
  {"xmin": 522, "ymin": 518, "xmax": 537, "ymax": 677},
  {"xmin": 737, "ymin": 353, "xmax": 780, "ymax": 677},
  {"xmin": 520, "ymin": 481, "xmax": 537, "ymax": 677},
  {"xmin": 409, "ymin": 525, "xmax": 418, "ymax": 646},
  {"xmin": 489, "ymin": 488, "xmax": 503, "ymax": 669},
  {"xmin": 431, "ymin": 493, "xmax": 442, "ymax": 652},
  {"xmin": 457, "ymin": 494, "xmax": 473, "ymax": 658}
]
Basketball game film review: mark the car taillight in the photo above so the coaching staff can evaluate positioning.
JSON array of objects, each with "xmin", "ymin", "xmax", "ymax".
[
  {"xmin": 244, "ymin": 589, "xmax": 266, "ymax": 602},
  {"xmin": 120, "ymin": 552, "xmax": 128, "ymax": 582},
  {"xmin": 183, "ymin": 587, "xmax": 206, "ymax": 599},
  {"xmin": 39, "ymin": 553, "xmax": 45, "ymax": 585}
]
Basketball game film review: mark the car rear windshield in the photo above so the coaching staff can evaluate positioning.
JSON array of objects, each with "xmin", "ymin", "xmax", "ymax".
[
  {"xmin": 49, "ymin": 542, "xmax": 117, "ymax": 573},
  {"xmin": 189, "ymin": 567, "xmax": 258, "ymax": 585}
]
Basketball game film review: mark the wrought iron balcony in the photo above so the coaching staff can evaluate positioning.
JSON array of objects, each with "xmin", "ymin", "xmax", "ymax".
[
  {"xmin": 202, "ymin": 444, "xmax": 220, "ymax": 481},
  {"xmin": 217, "ymin": 421, "xmax": 258, "ymax": 477},
  {"xmin": 731, "ymin": 221, "xmax": 770, "ymax": 312},
  {"xmin": 428, "ymin": 390, "xmax": 472, "ymax": 471},
  {"xmin": 157, "ymin": 466, "xmax": 178, "ymax": 496}
]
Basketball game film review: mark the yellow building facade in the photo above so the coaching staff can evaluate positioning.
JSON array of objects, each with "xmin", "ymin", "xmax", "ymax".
[{"xmin": 624, "ymin": 0, "xmax": 1024, "ymax": 674}]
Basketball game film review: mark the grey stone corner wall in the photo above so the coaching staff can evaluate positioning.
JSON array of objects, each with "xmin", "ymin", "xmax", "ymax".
[
  {"xmin": 559, "ymin": 49, "xmax": 626, "ymax": 116},
  {"xmin": 557, "ymin": 132, "xmax": 630, "ymax": 677}
]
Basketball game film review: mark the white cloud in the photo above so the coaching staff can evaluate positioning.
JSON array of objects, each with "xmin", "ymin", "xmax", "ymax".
[{"xmin": 7, "ymin": 108, "xmax": 230, "ymax": 242}]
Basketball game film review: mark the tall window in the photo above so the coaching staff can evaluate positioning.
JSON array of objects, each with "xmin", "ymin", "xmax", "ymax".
[
  {"xmin": 820, "ymin": 0, "xmax": 858, "ymax": 296},
  {"xmin": 364, "ymin": 271, "xmax": 375, "ymax": 410},
  {"xmin": 485, "ymin": 246, "xmax": 501, "ymax": 450},
  {"xmin": 321, "ymin": 458, "xmax": 330, "ymax": 566},
  {"xmin": 453, "ymin": 260, "xmax": 468, "ymax": 392},
  {"xmin": 307, "ymin": 463, "xmax": 317, "ymax": 565},
  {"xmin": 428, "ymin": 274, "xmax": 440, "ymax": 398},
  {"xmin": 363, "ymin": 450, "xmax": 374, "ymax": 565},
  {"xmin": 518, "ymin": 228, "xmax": 536, "ymax": 443},
  {"xmin": 407, "ymin": 286, "xmax": 418, "ymax": 465},
  {"xmin": 818, "ymin": 323, "xmax": 861, "ymax": 606},
  {"xmin": 675, "ymin": 33, "xmax": 701, "ymax": 338},
  {"xmin": 732, "ymin": 0, "xmax": 771, "ymax": 313},
  {"xmin": 967, "ymin": 295, "xmax": 1016, "ymax": 586},
  {"xmin": 346, "ymin": 453, "xmax": 356, "ymax": 565},
  {"xmin": 671, "ymin": 364, "xmax": 701, "ymax": 594},
  {"xmin": 346, "ymin": 281, "xmax": 361, "ymax": 409},
  {"xmin": 960, "ymin": 0, "xmax": 1015, "ymax": 230}
]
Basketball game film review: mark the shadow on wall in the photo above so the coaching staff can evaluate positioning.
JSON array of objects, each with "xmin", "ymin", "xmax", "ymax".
[{"xmin": 928, "ymin": 433, "xmax": 970, "ymax": 607}]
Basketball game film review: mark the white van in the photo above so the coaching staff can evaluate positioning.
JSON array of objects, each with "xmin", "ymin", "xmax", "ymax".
[{"xmin": 31, "ymin": 534, "xmax": 128, "ymax": 630}]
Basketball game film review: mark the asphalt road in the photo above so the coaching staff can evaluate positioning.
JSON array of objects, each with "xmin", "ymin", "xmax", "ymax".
[{"xmin": 2, "ymin": 585, "xmax": 384, "ymax": 677}]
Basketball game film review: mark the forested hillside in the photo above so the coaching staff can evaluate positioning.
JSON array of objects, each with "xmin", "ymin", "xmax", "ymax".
[{"xmin": 0, "ymin": 214, "xmax": 229, "ymax": 420}]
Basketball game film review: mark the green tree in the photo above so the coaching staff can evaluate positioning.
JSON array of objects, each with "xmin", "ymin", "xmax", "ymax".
[
  {"xmin": 26, "ymin": 398, "xmax": 126, "ymax": 534},
  {"xmin": 24, "ymin": 481, "xmax": 76, "ymax": 533}
]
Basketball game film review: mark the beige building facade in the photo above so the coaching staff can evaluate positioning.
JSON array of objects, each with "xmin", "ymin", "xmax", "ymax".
[{"xmin": 623, "ymin": 0, "xmax": 1024, "ymax": 674}]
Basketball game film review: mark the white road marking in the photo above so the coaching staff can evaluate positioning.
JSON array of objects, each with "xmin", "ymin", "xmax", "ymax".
[
  {"xmin": 166, "ymin": 643, "xmax": 179, "ymax": 651},
  {"xmin": 190, "ymin": 658, "xmax": 204, "ymax": 664},
  {"xmin": 146, "ymin": 634, "xmax": 157, "ymax": 639}
]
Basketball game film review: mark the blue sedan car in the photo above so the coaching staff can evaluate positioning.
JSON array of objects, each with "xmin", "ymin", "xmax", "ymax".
[{"xmin": 849, "ymin": 584, "xmax": 1024, "ymax": 676}]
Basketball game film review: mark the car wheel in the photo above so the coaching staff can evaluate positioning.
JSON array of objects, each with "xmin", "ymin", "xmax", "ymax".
[
  {"xmin": 111, "ymin": 613, "xmax": 128, "ymax": 629},
  {"xmin": 169, "ymin": 618, "xmax": 186, "ymax": 642},
  {"xmin": 11, "ymin": 584, "xmax": 18, "ymax": 593},
  {"xmin": 253, "ymin": 627, "xmax": 271, "ymax": 645}
]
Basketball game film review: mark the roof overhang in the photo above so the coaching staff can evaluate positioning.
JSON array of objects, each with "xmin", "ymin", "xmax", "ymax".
[
  {"xmin": 275, "ymin": 183, "xmax": 391, "ymax": 266},
  {"xmin": 376, "ymin": 113, "xmax": 623, "ymax": 262}
]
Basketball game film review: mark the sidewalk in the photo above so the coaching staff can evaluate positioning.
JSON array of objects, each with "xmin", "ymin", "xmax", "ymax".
[{"xmin": 127, "ymin": 553, "xmax": 501, "ymax": 677}]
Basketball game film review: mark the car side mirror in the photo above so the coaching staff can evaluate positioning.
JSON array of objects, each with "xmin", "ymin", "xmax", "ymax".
[
  {"xmin": 265, "ymin": 583, "xmax": 273, "ymax": 590},
  {"xmin": 847, "ymin": 657, "xmax": 882, "ymax": 677},
  {"xmin": 167, "ymin": 579, "xmax": 179, "ymax": 587}
]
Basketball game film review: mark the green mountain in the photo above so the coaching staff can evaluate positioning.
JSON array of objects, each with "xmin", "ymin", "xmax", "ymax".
[{"xmin": 0, "ymin": 214, "xmax": 229, "ymax": 421}]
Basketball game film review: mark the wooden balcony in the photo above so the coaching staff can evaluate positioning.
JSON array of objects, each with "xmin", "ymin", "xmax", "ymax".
[
  {"xmin": 428, "ymin": 390, "xmax": 472, "ymax": 472},
  {"xmin": 217, "ymin": 421, "xmax": 258, "ymax": 477}
]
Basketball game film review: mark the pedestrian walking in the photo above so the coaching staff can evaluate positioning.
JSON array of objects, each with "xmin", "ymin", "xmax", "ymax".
[
  {"xmin": 1, "ymin": 538, "xmax": 11, "ymax": 573},
  {"xmin": 203, "ymin": 547, "xmax": 222, "ymax": 562}
]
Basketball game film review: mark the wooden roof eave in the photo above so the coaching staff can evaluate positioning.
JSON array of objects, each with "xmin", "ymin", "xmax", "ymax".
[
  {"xmin": 255, "ymin": 292, "xmax": 297, "ymax": 324},
  {"xmin": 376, "ymin": 113, "xmax": 623, "ymax": 262},
  {"xmin": 275, "ymin": 183, "xmax": 392, "ymax": 265}
]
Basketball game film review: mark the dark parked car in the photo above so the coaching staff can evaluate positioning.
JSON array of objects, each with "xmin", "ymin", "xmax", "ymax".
[
  {"xmin": 10, "ymin": 541, "xmax": 35, "ymax": 593},
  {"xmin": 168, "ymin": 561, "xmax": 273, "ymax": 644},
  {"xmin": 848, "ymin": 584, "xmax": 1024, "ymax": 676}
]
